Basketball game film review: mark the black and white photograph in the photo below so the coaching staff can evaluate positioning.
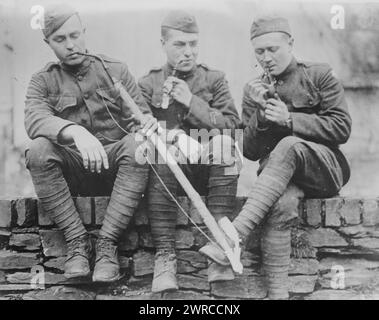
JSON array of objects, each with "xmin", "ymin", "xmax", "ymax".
[{"xmin": 0, "ymin": 0, "xmax": 379, "ymax": 304}]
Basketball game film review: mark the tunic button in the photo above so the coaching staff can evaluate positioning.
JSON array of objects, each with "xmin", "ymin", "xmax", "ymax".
[
  {"xmin": 78, "ymin": 75, "xmax": 83, "ymax": 81},
  {"xmin": 83, "ymin": 93, "xmax": 89, "ymax": 99},
  {"xmin": 278, "ymin": 80, "xmax": 283, "ymax": 85},
  {"xmin": 308, "ymin": 99, "xmax": 313, "ymax": 105}
]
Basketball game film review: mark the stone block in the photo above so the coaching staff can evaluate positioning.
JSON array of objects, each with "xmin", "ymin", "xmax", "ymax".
[
  {"xmin": 0, "ymin": 199, "xmax": 13, "ymax": 228},
  {"xmin": 39, "ymin": 230, "xmax": 66, "ymax": 257},
  {"xmin": 176, "ymin": 197, "xmax": 190, "ymax": 226},
  {"xmin": 37, "ymin": 201, "xmax": 54, "ymax": 226},
  {"xmin": 340, "ymin": 198, "xmax": 361, "ymax": 225},
  {"xmin": 192, "ymin": 226, "xmax": 210, "ymax": 248},
  {"xmin": 139, "ymin": 230, "xmax": 154, "ymax": 249},
  {"xmin": 134, "ymin": 199, "xmax": 149, "ymax": 226},
  {"xmin": 175, "ymin": 229, "xmax": 194, "ymax": 249},
  {"xmin": 305, "ymin": 199, "xmax": 323, "ymax": 227},
  {"xmin": 14, "ymin": 198, "xmax": 37, "ymax": 227},
  {"xmin": 74, "ymin": 197, "xmax": 92, "ymax": 225},
  {"xmin": 6, "ymin": 271, "xmax": 90, "ymax": 285},
  {"xmin": 188, "ymin": 197, "xmax": 206, "ymax": 225},
  {"xmin": 93, "ymin": 197, "xmax": 109, "ymax": 225},
  {"xmin": 132, "ymin": 251, "xmax": 154, "ymax": 277},
  {"xmin": 319, "ymin": 257, "xmax": 379, "ymax": 272},
  {"xmin": 318, "ymin": 269, "xmax": 379, "ymax": 289},
  {"xmin": 306, "ymin": 228, "xmax": 348, "ymax": 247},
  {"xmin": 211, "ymin": 275, "xmax": 266, "ymax": 299},
  {"xmin": 338, "ymin": 225, "xmax": 379, "ymax": 238},
  {"xmin": 324, "ymin": 198, "xmax": 343, "ymax": 227},
  {"xmin": 162, "ymin": 290, "xmax": 212, "ymax": 300},
  {"xmin": 177, "ymin": 250, "xmax": 207, "ymax": 269},
  {"xmin": 177, "ymin": 260, "xmax": 198, "ymax": 274},
  {"xmin": 0, "ymin": 251, "xmax": 39, "ymax": 270},
  {"xmin": 325, "ymin": 198, "xmax": 361, "ymax": 227},
  {"xmin": 362, "ymin": 199, "xmax": 379, "ymax": 226},
  {"xmin": 9, "ymin": 233, "xmax": 41, "ymax": 251},
  {"xmin": 43, "ymin": 257, "xmax": 66, "ymax": 272},
  {"xmin": 119, "ymin": 230, "xmax": 139, "ymax": 251},
  {"xmin": 289, "ymin": 275, "xmax": 317, "ymax": 294},
  {"xmin": 305, "ymin": 289, "xmax": 373, "ymax": 300},
  {"xmin": 289, "ymin": 258, "xmax": 319, "ymax": 275},
  {"xmin": 177, "ymin": 274, "xmax": 210, "ymax": 291},
  {"xmin": 352, "ymin": 238, "xmax": 379, "ymax": 250},
  {"xmin": 22, "ymin": 286, "xmax": 96, "ymax": 300}
]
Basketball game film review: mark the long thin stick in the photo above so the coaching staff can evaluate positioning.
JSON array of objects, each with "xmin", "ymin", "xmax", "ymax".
[{"xmin": 113, "ymin": 79, "xmax": 242, "ymax": 273}]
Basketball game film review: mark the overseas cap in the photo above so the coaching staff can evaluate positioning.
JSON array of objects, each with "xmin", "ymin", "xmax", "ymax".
[
  {"xmin": 161, "ymin": 10, "xmax": 199, "ymax": 33},
  {"xmin": 250, "ymin": 16, "xmax": 291, "ymax": 40},
  {"xmin": 42, "ymin": 4, "xmax": 78, "ymax": 39}
]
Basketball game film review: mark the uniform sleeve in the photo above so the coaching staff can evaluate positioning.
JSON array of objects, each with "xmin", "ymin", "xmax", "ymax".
[
  {"xmin": 242, "ymin": 84, "xmax": 281, "ymax": 161},
  {"xmin": 24, "ymin": 73, "xmax": 76, "ymax": 143},
  {"xmin": 182, "ymin": 72, "xmax": 241, "ymax": 130},
  {"xmin": 290, "ymin": 67, "xmax": 352, "ymax": 145},
  {"xmin": 137, "ymin": 75, "xmax": 153, "ymax": 110},
  {"xmin": 120, "ymin": 64, "xmax": 152, "ymax": 116}
]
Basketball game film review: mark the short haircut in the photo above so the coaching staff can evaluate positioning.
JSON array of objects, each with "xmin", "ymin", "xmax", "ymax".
[{"xmin": 161, "ymin": 26, "xmax": 172, "ymax": 41}]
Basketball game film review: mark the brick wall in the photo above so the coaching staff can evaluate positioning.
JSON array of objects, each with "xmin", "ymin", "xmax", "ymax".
[{"xmin": 0, "ymin": 196, "xmax": 379, "ymax": 300}]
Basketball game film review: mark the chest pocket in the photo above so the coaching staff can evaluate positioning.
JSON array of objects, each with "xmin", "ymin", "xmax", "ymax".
[
  {"xmin": 96, "ymin": 87, "xmax": 122, "ymax": 114},
  {"xmin": 290, "ymin": 84, "xmax": 321, "ymax": 113},
  {"xmin": 52, "ymin": 95, "xmax": 77, "ymax": 113}
]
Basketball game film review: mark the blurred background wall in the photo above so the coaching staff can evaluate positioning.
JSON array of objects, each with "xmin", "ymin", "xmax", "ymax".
[{"xmin": 0, "ymin": 0, "xmax": 379, "ymax": 197}]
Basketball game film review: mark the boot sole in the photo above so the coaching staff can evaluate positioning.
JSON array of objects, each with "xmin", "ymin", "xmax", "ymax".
[
  {"xmin": 151, "ymin": 286, "xmax": 179, "ymax": 293},
  {"xmin": 92, "ymin": 273, "xmax": 122, "ymax": 283},
  {"xmin": 64, "ymin": 270, "xmax": 91, "ymax": 279}
]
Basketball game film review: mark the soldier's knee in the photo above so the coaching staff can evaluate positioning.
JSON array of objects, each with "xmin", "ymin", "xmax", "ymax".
[
  {"xmin": 273, "ymin": 136, "xmax": 306, "ymax": 156},
  {"xmin": 26, "ymin": 137, "xmax": 57, "ymax": 170},
  {"xmin": 118, "ymin": 133, "xmax": 148, "ymax": 168},
  {"xmin": 210, "ymin": 134, "xmax": 235, "ymax": 165},
  {"xmin": 267, "ymin": 185, "xmax": 304, "ymax": 229}
]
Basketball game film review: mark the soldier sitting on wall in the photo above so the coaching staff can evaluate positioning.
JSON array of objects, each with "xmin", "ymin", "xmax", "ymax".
[
  {"xmin": 138, "ymin": 11, "xmax": 242, "ymax": 293},
  {"xmin": 24, "ymin": 4, "xmax": 159, "ymax": 282},
  {"xmin": 200, "ymin": 16, "xmax": 352, "ymax": 299}
]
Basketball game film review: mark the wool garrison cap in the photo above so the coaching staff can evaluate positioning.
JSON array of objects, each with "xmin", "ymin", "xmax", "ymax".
[
  {"xmin": 42, "ymin": 4, "xmax": 78, "ymax": 39},
  {"xmin": 161, "ymin": 10, "xmax": 199, "ymax": 33},
  {"xmin": 250, "ymin": 16, "xmax": 291, "ymax": 39}
]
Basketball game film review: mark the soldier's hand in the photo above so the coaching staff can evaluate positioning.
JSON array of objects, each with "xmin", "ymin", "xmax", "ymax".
[
  {"xmin": 175, "ymin": 133, "xmax": 203, "ymax": 164},
  {"xmin": 169, "ymin": 77, "xmax": 193, "ymax": 108},
  {"xmin": 69, "ymin": 125, "xmax": 109, "ymax": 173},
  {"xmin": 247, "ymin": 79, "xmax": 269, "ymax": 111},
  {"xmin": 140, "ymin": 114, "xmax": 162, "ymax": 138},
  {"xmin": 265, "ymin": 94, "xmax": 290, "ymax": 127}
]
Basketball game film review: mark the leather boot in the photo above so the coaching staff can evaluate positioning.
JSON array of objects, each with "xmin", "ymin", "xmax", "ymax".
[
  {"xmin": 92, "ymin": 236, "xmax": 121, "ymax": 282},
  {"xmin": 151, "ymin": 250, "xmax": 178, "ymax": 293},
  {"xmin": 64, "ymin": 234, "xmax": 91, "ymax": 279}
]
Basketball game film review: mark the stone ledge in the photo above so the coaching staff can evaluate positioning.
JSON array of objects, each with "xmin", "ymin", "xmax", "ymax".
[{"xmin": 0, "ymin": 196, "xmax": 378, "ymax": 300}]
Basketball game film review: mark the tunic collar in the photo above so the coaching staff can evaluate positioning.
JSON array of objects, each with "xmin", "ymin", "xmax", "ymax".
[
  {"xmin": 274, "ymin": 57, "xmax": 298, "ymax": 81},
  {"xmin": 164, "ymin": 62, "xmax": 197, "ymax": 80}
]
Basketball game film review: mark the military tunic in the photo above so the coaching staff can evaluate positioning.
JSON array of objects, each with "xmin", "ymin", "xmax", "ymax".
[
  {"xmin": 138, "ymin": 63, "xmax": 240, "ymax": 132},
  {"xmin": 242, "ymin": 58, "xmax": 352, "ymax": 185},
  {"xmin": 25, "ymin": 54, "xmax": 151, "ymax": 145}
]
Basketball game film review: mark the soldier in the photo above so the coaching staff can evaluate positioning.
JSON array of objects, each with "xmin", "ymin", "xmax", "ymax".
[
  {"xmin": 25, "ymin": 4, "xmax": 159, "ymax": 282},
  {"xmin": 200, "ymin": 16, "xmax": 352, "ymax": 299},
  {"xmin": 138, "ymin": 11, "xmax": 241, "ymax": 292}
]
